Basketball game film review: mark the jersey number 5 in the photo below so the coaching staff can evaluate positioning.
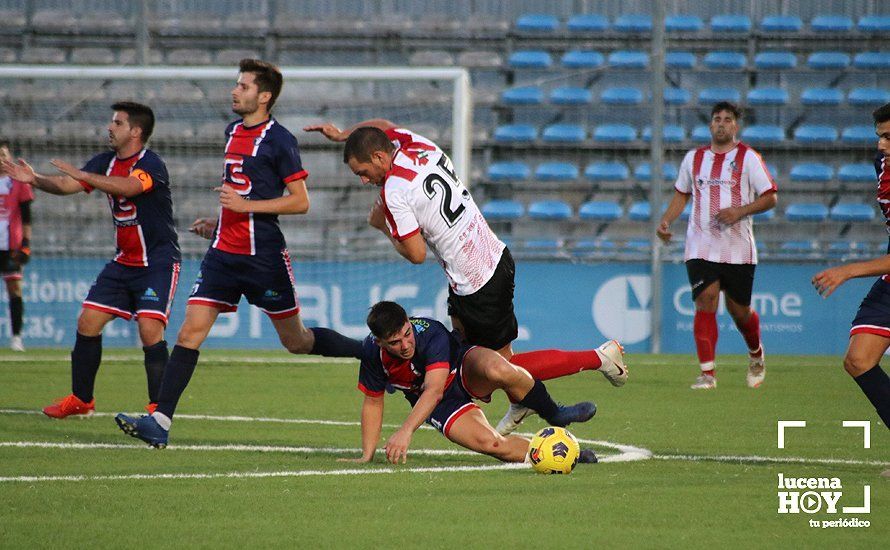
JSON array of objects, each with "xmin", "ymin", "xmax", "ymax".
[
  {"xmin": 224, "ymin": 155, "xmax": 253, "ymax": 195},
  {"xmin": 423, "ymin": 155, "xmax": 466, "ymax": 227}
]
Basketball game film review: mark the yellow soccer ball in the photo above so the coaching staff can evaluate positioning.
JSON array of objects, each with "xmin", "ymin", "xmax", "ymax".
[{"xmin": 527, "ymin": 426, "xmax": 581, "ymax": 474}]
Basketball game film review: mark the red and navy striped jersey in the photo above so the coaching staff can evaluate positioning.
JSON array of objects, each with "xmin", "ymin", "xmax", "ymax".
[
  {"xmin": 0, "ymin": 176, "xmax": 34, "ymax": 251},
  {"xmin": 876, "ymin": 154, "xmax": 890, "ymax": 233},
  {"xmin": 211, "ymin": 118, "xmax": 308, "ymax": 256},
  {"xmin": 81, "ymin": 149, "xmax": 180, "ymax": 267}
]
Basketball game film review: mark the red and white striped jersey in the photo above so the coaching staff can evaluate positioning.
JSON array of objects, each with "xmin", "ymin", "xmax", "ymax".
[
  {"xmin": 380, "ymin": 128, "xmax": 505, "ymax": 295},
  {"xmin": 0, "ymin": 176, "xmax": 33, "ymax": 251},
  {"xmin": 675, "ymin": 142, "xmax": 777, "ymax": 264}
]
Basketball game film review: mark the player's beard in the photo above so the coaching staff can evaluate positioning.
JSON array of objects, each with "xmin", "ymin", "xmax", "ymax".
[{"xmin": 232, "ymin": 97, "xmax": 258, "ymax": 117}]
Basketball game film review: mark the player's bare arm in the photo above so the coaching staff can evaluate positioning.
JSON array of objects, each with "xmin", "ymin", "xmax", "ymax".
[
  {"xmin": 51, "ymin": 159, "xmax": 144, "ymax": 198},
  {"xmin": 2, "ymin": 158, "xmax": 82, "ymax": 195},
  {"xmin": 215, "ymin": 178, "xmax": 309, "ymax": 215},
  {"xmin": 716, "ymin": 190, "xmax": 778, "ymax": 225},
  {"xmin": 304, "ymin": 118, "xmax": 396, "ymax": 142},
  {"xmin": 368, "ymin": 198, "xmax": 427, "ymax": 264},
  {"xmin": 657, "ymin": 190, "xmax": 691, "ymax": 243},
  {"xmin": 384, "ymin": 367, "xmax": 448, "ymax": 464},
  {"xmin": 813, "ymin": 254, "xmax": 890, "ymax": 298},
  {"xmin": 340, "ymin": 394, "xmax": 385, "ymax": 464}
]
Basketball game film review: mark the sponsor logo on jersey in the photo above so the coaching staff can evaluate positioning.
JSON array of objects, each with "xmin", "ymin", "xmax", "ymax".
[
  {"xmin": 264, "ymin": 289, "xmax": 282, "ymax": 301},
  {"xmin": 411, "ymin": 319, "xmax": 430, "ymax": 332},
  {"xmin": 142, "ymin": 287, "xmax": 160, "ymax": 301}
]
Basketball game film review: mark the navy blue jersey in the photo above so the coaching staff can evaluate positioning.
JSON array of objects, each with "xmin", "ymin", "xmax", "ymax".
[
  {"xmin": 358, "ymin": 317, "xmax": 466, "ymax": 403},
  {"xmin": 211, "ymin": 118, "xmax": 308, "ymax": 256},
  {"xmin": 81, "ymin": 149, "xmax": 181, "ymax": 267}
]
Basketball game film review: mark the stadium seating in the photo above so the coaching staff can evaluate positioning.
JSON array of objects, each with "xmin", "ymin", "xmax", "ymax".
[
  {"xmin": 635, "ymin": 163, "xmax": 679, "ymax": 181},
  {"xmin": 628, "ymin": 201, "xmax": 651, "ymax": 221},
  {"xmin": 642, "ymin": 125, "xmax": 686, "ymax": 142},
  {"xmin": 528, "ymin": 200, "xmax": 572, "ymax": 220},
  {"xmin": 741, "ymin": 125, "xmax": 785, "ymax": 144},
  {"xmin": 535, "ymin": 162, "xmax": 579, "ymax": 181},
  {"xmin": 593, "ymin": 124, "xmax": 637, "ymax": 142},
  {"xmin": 785, "ymin": 203, "xmax": 829, "ymax": 222},
  {"xmin": 747, "ymin": 87, "xmax": 788, "ymax": 105},
  {"xmin": 829, "ymin": 203, "xmax": 876, "ymax": 222},
  {"xmin": 584, "ymin": 162, "xmax": 630, "ymax": 181},
  {"xmin": 811, "ymin": 15, "xmax": 853, "ymax": 33},
  {"xmin": 848, "ymin": 88, "xmax": 890, "ymax": 105},
  {"xmin": 493, "ymin": 124, "xmax": 537, "ymax": 142},
  {"xmin": 579, "ymin": 201, "xmax": 623, "ymax": 221},
  {"xmin": 508, "ymin": 50, "xmax": 552, "ymax": 69},
  {"xmin": 698, "ymin": 87, "xmax": 741, "ymax": 103},
  {"xmin": 692, "ymin": 125, "xmax": 711, "ymax": 141},
  {"xmin": 710, "ymin": 14, "xmax": 751, "ymax": 32},
  {"xmin": 487, "ymin": 162, "xmax": 530, "ymax": 181},
  {"xmin": 793, "ymin": 125, "xmax": 838, "ymax": 144},
  {"xmin": 853, "ymin": 52, "xmax": 890, "ymax": 69},
  {"xmin": 482, "ymin": 200, "xmax": 524, "ymax": 220},
  {"xmin": 601, "ymin": 87, "xmax": 643, "ymax": 104},
  {"xmin": 753, "ymin": 52, "xmax": 797, "ymax": 70},
  {"xmin": 614, "ymin": 14, "xmax": 652, "ymax": 33},
  {"xmin": 859, "ymin": 15, "xmax": 890, "ymax": 32},
  {"xmin": 753, "ymin": 209, "xmax": 776, "ymax": 222},
  {"xmin": 703, "ymin": 51, "xmax": 746, "ymax": 69},
  {"xmin": 800, "ymin": 88, "xmax": 843, "ymax": 105},
  {"xmin": 665, "ymin": 51, "xmax": 696, "ymax": 69},
  {"xmin": 567, "ymin": 14, "xmax": 609, "ymax": 32},
  {"xmin": 664, "ymin": 87, "xmax": 691, "ymax": 105},
  {"xmin": 790, "ymin": 163, "xmax": 834, "ymax": 182},
  {"xmin": 501, "ymin": 86, "xmax": 544, "ymax": 105},
  {"xmin": 550, "ymin": 86, "xmax": 592, "ymax": 105},
  {"xmin": 666, "ymin": 14, "xmax": 704, "ymax": 33},
  {"xmin": 561, "ymin": 50, "xmax": 605, "ymax": 69},
  {"xmin": 838, "ymin": 163, "xmax": 876, "ymax": 182},
  {"xmin": 608, "ymin": 50, "xmax": 649, "ymax": 68},
  {"xmin": 841, "ymin": 126, "xmax": 876, "ymax": 143},
  {"xmin": 807, "ymin": 52, "xmax": 851, "ymax": 70},
  {"xmin": 542, "ymin": 124, "xmax": 586, "ymax": 142},
  {"xmin": 760, "ymin": 15, "xmax": 803, "ymax": 32},
  {"xmin": 515, "ymin": 14, "xmax": 559, "ymax": 33}
]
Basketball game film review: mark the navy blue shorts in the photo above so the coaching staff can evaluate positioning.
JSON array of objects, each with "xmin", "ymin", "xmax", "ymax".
[
  {"xmin": 187, "ymin": 247, "xmax": 300, "ymax": 319},
  {"xmin": 83, "ymin": 261, "xmax": 181, "ymax": 325},
  {"xmin": 851, "ymin": 277, "xmax": 890, "ymax": 339},
  {"xmin": 423, "ymin": 346, "xmax": 492, "ymax": 436}
]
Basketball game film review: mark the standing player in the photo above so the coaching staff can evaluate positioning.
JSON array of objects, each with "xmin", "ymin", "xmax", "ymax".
[
  {"xmin": 812, "ymin": 102, "xmax": 890, "ymax": 437},
  {"xmin": 115, "ymin": 59, "xmax": 362, "ymax": 448},
  {"xmin": 657, "ymin": 102, "xmax": 778, "ymax": 390},
  {"xmin": 343, "ymin": 301, "xmax": 598, "ymax": 464},
  {"xmin": 304, "ymin": 119, "xmax": 627, "ymax": 435},
  {"xmin": 0, "ymin": 140, "xmax": 34, "ymax": 352},
  {"xmin": 2, "ymin": 102, "xmax": 180, "ymax": 417}
]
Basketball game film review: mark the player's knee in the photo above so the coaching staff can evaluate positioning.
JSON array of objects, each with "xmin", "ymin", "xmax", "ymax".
[
  {"xmin": 280, "ymin": 331, "xmax": 313, "ymax": 355},
  {"xmin": 843, "ymin": 354, "xmax": 872, "ymax": 378}
]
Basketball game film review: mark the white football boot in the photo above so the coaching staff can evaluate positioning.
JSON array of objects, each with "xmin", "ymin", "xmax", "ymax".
[
  {"xmin": 596, "ymin": 339, "xmax": 627, "ymax": 387},
  {"xmin": 746, "ymin": 347, "xmax": 765, "ymax": 388},
  {"xmin": 495, "ymin": 403, "xmax": 535, "ymax": 436},
  {"xmin": 10, "ymin": 335, "xmax": 24, "ymax": 352},
  {"xmin": 690, "ymin": 373, "xmax": 716, "ymax": 390}
]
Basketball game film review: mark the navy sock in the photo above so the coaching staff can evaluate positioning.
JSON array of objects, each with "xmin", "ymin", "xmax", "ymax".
[
  {"xmin": 156, "ymin": 345, "xmax": 200, "ymax": 419},
  {"xmin": 854, "ymin": 365, "xmax": 890, "ymax": 430},
  {"xmin": 71, "ymin": 332, "xmax": 102, "ymax": 403},
  {"xmin": 143, "ymin": 340, "xmax": 169, "ymax": 404},
  {"xmin": 9, "ymin": 296, "xmax": 23, "ymax": 336},
  {"xmin": 517, "ymin": 379, "xmax": 559, "ymax": 421},
  {"xmin": 309, "ymin": 327, "xmax": 363, "ymax": 359}
]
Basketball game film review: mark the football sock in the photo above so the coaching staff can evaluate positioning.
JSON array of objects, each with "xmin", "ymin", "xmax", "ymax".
[
  {"xmin": 854, "ymin": 365, "xmax": 890, "ymax": 430},
  {"xmin": 737, "ymin": 310, "xmax": 762, "ymax": 355},
  {"xmin": 155, "ymin": 345, "xmax": 200, "ymax": 419},
  {"xmin": 143, "ymin": 340, "xmax": 169, "ymax": 403},
  {"xmin": 510, "ymin": 349, "xmax": 603, "ymax": 381},
  {"xmin": 9, "ymin": 295, "xmax": 23, "ymax": 336},
  {"xmin": 309, "ymin": 327, "xmax": 363, "ymax": 359},
  {"xmin": 517, "ymin": 379, "xmax": 559, "ymax": 420},
  {"xmin": 71, "ymin": 332, "xmax": 102, "ymax": 403},
  {"xmin": 694, "ymin": 310, "xmax": 718, "ymax": 366}
]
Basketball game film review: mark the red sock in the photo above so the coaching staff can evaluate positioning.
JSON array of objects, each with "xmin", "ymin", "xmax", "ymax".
[
  {"xmin": 693, "ymin": 311, "xmax": 718, "ymax": 365},
  {"xmin": 737, "ymin": 310, "xmax": 762, "ymax": 355},
  {"xmin": 511, "ymin": 349, "xmax": 602, "ymax": 381}
]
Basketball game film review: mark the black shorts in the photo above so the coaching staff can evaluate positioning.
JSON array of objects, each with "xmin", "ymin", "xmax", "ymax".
[
  {"xmin": 685, "ymin": 259, "xmax": 756, "ymax": 306},
  {"xmin": 851, "ymin": 277, "xmax": 890, "ymax": 339},
  {"xmin": 0, "ymin": 250, "xmax": 23, "ymax": 280},
  {"xmin": 447, "ymin": 248, "xmax": 518, "ymax": 350}
]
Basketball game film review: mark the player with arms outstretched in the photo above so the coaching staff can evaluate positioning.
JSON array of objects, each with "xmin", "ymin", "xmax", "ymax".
[{"xmin": 0, "ymin": 140, "xmax": 34, "ymax": 352}]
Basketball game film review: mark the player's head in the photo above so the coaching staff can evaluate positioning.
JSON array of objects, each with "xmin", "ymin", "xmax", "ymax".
[
  {"xmin": 709, "ymin": 102, "xmax": 741, "ymax": 146},
  {"xmin": 367, "ymin": 301, "xmax": 416, "ymax": 359},
  {"xmin": 873, "ymin": 102, "xmax": 890, "ymax": 156},
  {"xmin": 233, "ymin": 59, "xmax": 283, "ymax": 116},
  {"xmin": 343, "ymin": 127, "xmax": 396, "ymax": 186},
  {"xmin": 109, "ymin": 101, "xmax": 155, "ymax": 151}
]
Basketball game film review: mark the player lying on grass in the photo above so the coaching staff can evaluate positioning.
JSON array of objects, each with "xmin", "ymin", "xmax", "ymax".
[{"xmin": 340, "ymin": 301, "xmax": 599, "ymax": 465}]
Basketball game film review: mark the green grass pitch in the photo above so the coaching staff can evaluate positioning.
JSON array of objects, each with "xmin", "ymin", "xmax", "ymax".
[{"xmin": 0, "ymin": 349, "xmax": 886, "ymax": 548}]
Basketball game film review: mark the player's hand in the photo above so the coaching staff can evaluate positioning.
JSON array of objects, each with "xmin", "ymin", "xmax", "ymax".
[
  {"xmin": 656, "ymin": 220, "xmax": 673, "ymax": 243},
  {"xmin": 716, "ymin": 206, "xmax": 744, "ymax": 225},
  {"xmin": 303, "ymin": 122, "xmax": 346, "ymax": 142},
  {"xmin": 368, "ymin": 197, "xmax": 387, "ymax": 231},
  {"xmin": 384, "ymin": 429, "xmax": 412, "ymax": 464},
  {"xmin": 214, "ymin": 186, "xmax": 250, "ymax": 213},
  {"xmin": 50, "ymin": 159, "xmax": 84, "ymax": 181},
  {"xmin": 189, "ymin": 217, "xmax": 217, "ymax": 240},
  {"xmin": 2, "ymin": 158, "xmax": 36, "ymax": 184},
  {"xmin": 812, "ymin": 266, "xmax": 852, "ymax": 298}
]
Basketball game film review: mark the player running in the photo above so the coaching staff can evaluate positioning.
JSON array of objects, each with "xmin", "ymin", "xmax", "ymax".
[
  {"xmin": 2, "ymin": 102, "xmax": 180, "ymax": 417},
  {"xmin": 0, "ymin": 140, "xmax": 34, "ymax": 352}
]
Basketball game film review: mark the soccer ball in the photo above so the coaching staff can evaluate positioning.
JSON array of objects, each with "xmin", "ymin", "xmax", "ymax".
[{"xmin": 527, "ymin": 426, "xmax": 581, "ymax": 474}]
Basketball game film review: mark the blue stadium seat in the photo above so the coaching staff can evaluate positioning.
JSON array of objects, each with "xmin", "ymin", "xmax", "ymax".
[
  {"xmin": 601, "ymin": 86, "xmax": 643, "ymax": 104},
  {"xmin": 535, "ymin": 162, "xmax": 579, "ymax": 181},
  {"xmin": 666, "ymin": 14, "xmax": 703, "ymax": 32},
  {"xmin": 848, "ymin": 88, "xmax": 890, "ymax": 105},
  {"xmin": 584, "ymin": 161, "xmax": 629, "ymax": 181},
  {"xmin": 753, "ymin": 209, "xmax": 775, "ymax": 222},
  {"xmin": 608, "ymin": 50, "xmax": 649, "ymax": 68},
  {"xmin": 785, "ymin": 203, "xmax": 829, "ymax": 222},
  {"xmin": 664, "ymin": 87, "xmax": 691, "ymax": 105},
  {"xmin": 635, "ymin": 162, "xmax": 679, "ymax": 181},
  {"xmin": 807, "ymin": 51, "xmax": 851, "ymax": 69},
  {"xmin": 567, "ymin": 14, "xmax": 609, "ymax": 32},
  {"xmin": 703, "ymin": 51, "xmax": 747, "ymax": 69},
  {"xmin": 593, "ymin": 124, "xmax": 637, "ymax": 142},
  {"xmin": 624, "ymin": 238, "xmax": 651, "ymax": 252},
  {"xmin": 747, "ymin": 87, "xmax": 788, "ymax": 105},
  {"xmin": 487, "ymin": 161, "xmax": 530, "ymax": 181},
  {"xmin": 766, "ymin": 164, "xmax": 780, "ymax": 179},
  {"xmin": 482, "ymin": 200, "xmax": 524, "ymax": 220},
  {"xmin": 579, "ymin": 201, "xmax": 623, "ymax": 221},
  {"xmin": 493, "ymin": 124, "xmax": 537, "ymax": 142},
  {"xmin": 811, "ymin": 15, "xmax": 853, "ymax": 32},
  {"xmin": 515, "ymin": 14, "xmax": 559, "ymax": 33},
  {"xmin": 858, "ymin": 15, "xmax": 890, "ymax": 32},
  {"xmin": 524, "ymin": 238, "xmax": 562, "ymax": 250},
  {"xmin": 550, "ymin": 86, "xmax": 592, "ymax": 105},
  {"xmin": 561, "ymin": 50, "xmax": 604, "ymax": 69},
  {"xmin": 528, "ymin": 200, "xmax": 572, "ymax": 220},
  {"xmin": 501, "ymin": 86, "xmax": 544, "ymax": 105},
  {"xmin": 542, "ymin": 124, "xmax": 585, "ymax": 142},
  {"xmin": 508, "ymin": 50, "xmax": 552, "ymax": 69},
  {"xmin": 830, "ymin": 203, "xmax": 875, "ymax": 222},
  {"xmin": 800, "ymin": 87, "xmax": 843, "ymax": 105},
  {"xmin": 741, "ymin": 125, "xmax": 785, "ymax": 143},
  {"xmin": 614, "ymin": 14, "xmax": 652, "ymax": 33},
  {"xmin": 760, "ymin": 15, "xmax": 803, "ymax": 32},
  {"xmin": 628, "ymin": 202, "xmax": 651, "ymax": 221},
  {"xmin": 794, "ymin": 125, "xmax": 838, "ymax": 143},
  {"xmin": 642, "ymin": 125, "xmax": 686, "ymax": 142},
  {"xmin": 711, "ymin": 14, "xmax": 751, "ymax": 32},
  {"xmin": 838, "ymin": 163, "xmax": 876, "ymax": 182},
  {"xmin": 853, "ymin": 52, "xmax": 890, "ymax": 69},
  {"xmin": 572, "ymin": 238, "xmax": 617, "ymax": 253},
  {"xmin": 841, "ymin": 125, "xmax": 875, "ymax": 144},
  {"xmin": 789, "ymin": 162, "xmax": 834, "ymax": 182},
  {"xmin": 753, "ymin": 51, "xmax": 796, "ymax": 69},
  {"xmin": 665, "ymin": 51, "xmax": 696, "ymax": 69},
  {"xmin": 698, "ymin": 87, "xmax": 742, "ymax": 103},
  {"xmin": 692, "ymin": 125, "xmax": 711, "ymax": 141},
  {"xmin": 781, "ymin": 240, "xmax": 819, "ymax": 254}
]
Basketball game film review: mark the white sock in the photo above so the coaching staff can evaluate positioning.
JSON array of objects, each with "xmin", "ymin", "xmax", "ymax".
[
  {"xmin": 699, "ymin": 361, "xmax": 715, "ymax": 373},
  {"xmin": 151, "ymin": 411, "xmax": 172, "ymax": 430}
]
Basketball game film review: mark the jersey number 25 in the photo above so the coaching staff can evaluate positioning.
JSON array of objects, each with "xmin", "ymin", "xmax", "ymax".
[{"xmin": 423, "ymin": 155, "xmax": 466, "ymax": 227}]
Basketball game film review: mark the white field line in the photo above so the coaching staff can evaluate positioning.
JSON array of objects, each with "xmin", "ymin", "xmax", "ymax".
[
  {"xmin": 653, "ymin": 453, "xmax": 890, "ymax": 467},
  {"xmin": 0, "ymin": 355, "xmax": 355, "ymax": 364}
]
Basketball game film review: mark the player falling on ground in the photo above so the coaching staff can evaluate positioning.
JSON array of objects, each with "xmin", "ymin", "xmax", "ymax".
[
  {"xmin": 2, "ymin": 102, "xmax": 180, "ymax": 417},
  {"xmin": 0, "ymin": 140, "xmax": 34, "ymax": 352},
  {"xmin": 115, "ymin": 59, "xmax": 362, "ymax": 448},
  {"xmin": 657, "ymin": 102, "xmax": 778, "ymax": 390},
  {"xmin": 812, "ymin": 102, "xmax": 890, "ymax": 440},
  {"xmin": 342, "ymin": 301, "xmax": 598, "ymax": 464},
  {"xmin": 305, "ymin": 119, "xmax": 627, "ymax": 435}
]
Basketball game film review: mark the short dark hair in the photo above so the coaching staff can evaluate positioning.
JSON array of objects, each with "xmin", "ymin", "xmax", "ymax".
[
  {"xmin": 711, "ymin": 101, "xmax": 742, "ymax": 120},
  {"xmin": 343, "ymin": 127, "xmax": 395, "ymax": 163},
  {"xmin": 873, "ymin": 102, "xmax": 890, "ymax": 125},
  {"xmin": 111, "ymin": 101, "xmax": 155, "ymax": 142},
  {"xmin": 367, "ymin": 301, "xmax": 409, "ymax": 339},
  {"xmin": 0, "ymin": 138, "xmax": 9, "ymax": 150},
  {"xmin": 239, "ymin": 58, "xmax": 283, "ymax": 110}
]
